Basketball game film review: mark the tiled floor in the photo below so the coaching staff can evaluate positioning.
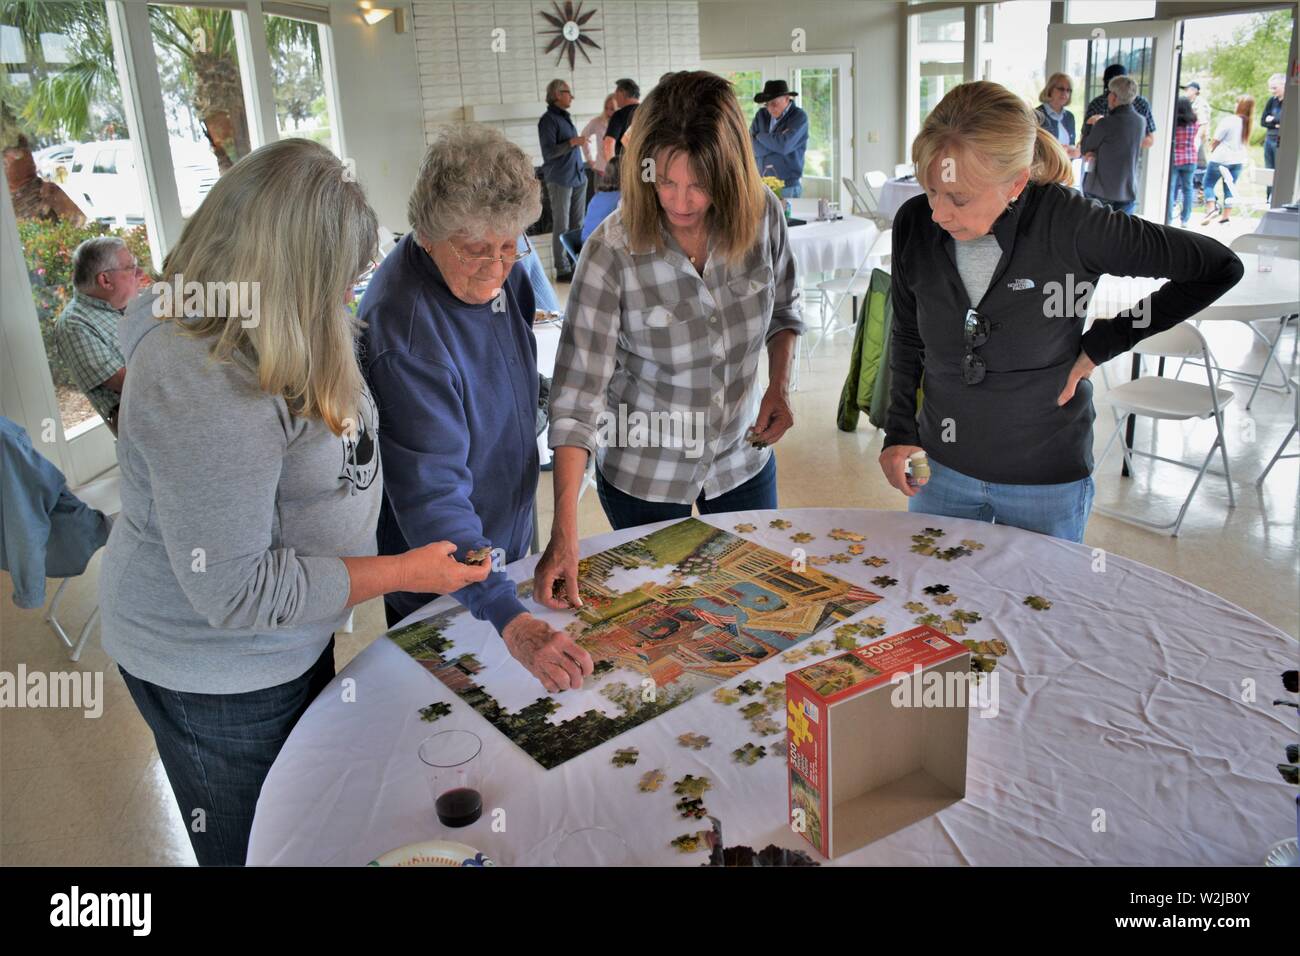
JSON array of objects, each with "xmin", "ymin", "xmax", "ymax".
[{"xmin": 2, "ymin": 302, "xmax": 1296, "ymax": 866}]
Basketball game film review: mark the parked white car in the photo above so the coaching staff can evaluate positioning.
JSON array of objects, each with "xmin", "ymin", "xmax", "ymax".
[
  {"xmin": 62, "ymin": 139, "xmax": 220, "ymax": 224},
  {"xmin": 33, "ymin": 142, "xmax": 78, "ymax": 182}
]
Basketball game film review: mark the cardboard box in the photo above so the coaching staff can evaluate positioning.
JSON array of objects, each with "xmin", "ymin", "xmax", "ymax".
[{"xmin": 785, "ymin": 625, "xmax": 970, "ymax": 859}]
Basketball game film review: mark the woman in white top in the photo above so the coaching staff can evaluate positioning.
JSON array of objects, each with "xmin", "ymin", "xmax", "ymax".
[
  {"xmin": 1201, "ymin": 95, "xmax": 1254, "ymax": 225},
  {"xmin": 580, "ymin": 94, "xmax": 618, "ymax": 195}
]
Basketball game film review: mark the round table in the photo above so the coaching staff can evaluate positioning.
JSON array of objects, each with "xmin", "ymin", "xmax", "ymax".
[
  {"xmin": 877, "ymin": 177, "xmax": 924, "ymax": 221},
  {"xmin": 247, "ymin": 509, "xmax": 1294, "ymax": 866},
  {"xmin": 784, "ymin": 205, "xmax": 878, "ymax": 275}
]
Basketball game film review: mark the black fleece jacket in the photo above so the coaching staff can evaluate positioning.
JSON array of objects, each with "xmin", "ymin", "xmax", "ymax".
[{"xmin": 884, "ymin": 181, "xmax": 1243, "ymax": 484}]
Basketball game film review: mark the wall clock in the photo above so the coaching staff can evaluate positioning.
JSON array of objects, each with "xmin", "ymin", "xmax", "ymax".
[{"xmin": 538, "ymin": 1, "xmax": 602, "ymax": 68}]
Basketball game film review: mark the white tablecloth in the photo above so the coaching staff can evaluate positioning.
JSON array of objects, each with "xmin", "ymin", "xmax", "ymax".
[
  {"xmin": 877, "ymin": 177, "xmax": 924, "ymax": 221},
  {"xmin": 247, "ymin": 508, "xmax": 1295, "ymax": 866},
  {"xmin": 1090, "ymin": 255, "xmax": 1300, "ymax": 323},
  {"xmin": 785, "ymin": 214, "xmax": 878, "ymax": 276}
]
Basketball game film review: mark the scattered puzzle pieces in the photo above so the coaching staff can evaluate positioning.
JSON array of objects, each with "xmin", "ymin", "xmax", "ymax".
[
  {"xmin": 638, "ymin": 769, "xmax": 666, "ymax": 792},
  {"xmin": 828, "ymin": 553, "xmax": 852, "ymax": 564},
  {"xmin": 961, "ymin": 540, "xmax": 985, "ymax": 551},
  {"xmin": 915, "ymin": 613, "xmax": 943, "ymax": 627},
  {"xmin": 418, "ymin": 701, "xmax": 452, "ymax": 722},
  {"xmin": 781, "ymin": 648, "xmax": 810, "ymax": 664},
  {"xmin": 936, "ymin": 546, "xmax": 974, "ymax": 561},
  {"xmin": 923, "ymin": 584, "xmax": 950, "ymax": 595},
  {"xmin": 903, "ymin": 601, "xmax": 928, "ymax": 614},
  {"xmin": 768, "ymin": 519, "xmax": 792, "ymax": 530},
  {"xmin": 739, "ymin": 701, "xmax": 768, "ymax": 720},
  {"xmin": 763, "ymin": 681, "xmax": 786, "ymax": 708},
  {"xmin": 806, "ymin": 640, "xmax": 830, "ymax": 655},
  {"xmin": 750, "ymin": 716, "xmax": 783, "ymax": 736},
  {"xmin": 828, "ymin": 528, "xmax": 867, "ymax": 542},
  {"xmin": 678, "ymin": 733, "xmax": 711, "ymax": 750},
  {"xmin": 733, "ymin": 523, "xmax": 756, "ymax": 533},
  {"xmin": 871, "ymin": 575, "xmax": 898, "ymax": 588},
  {"xmin": 847, "ymin": 544, "xmax": 865, "ymax": 555},
  {"xmin": 611, "ymin": 747, "xmax": 639, "ymax": 767},
  {"xmin": 921, "ymin": 527, "xmax": 946, "ymax": 538},
  {"xmin": 733, "ymin": 742, "xmax": 767, "ymax": 765},
  {"xmin": 1024, "ymin": 595, "xmax": 1052, "ymax": 611},
  {"xmin": 713, "ymin": 687, "xmax": 741, "ymax": 705},
  {"xmin": 737, "ymin": 679, "xmax": 763, "ymax": 696},
  {"xmin": 933, "ymin": 593, "xmax": 958, "ymax": 606},
  {"xmin": 807, "ymin": 555, "xmax": 830, "ymax": 566},
  {"xmin": 673, "ymin": 774, "xmax": 712, "ymax": 799},
  {"xmin": 790, "ymin": 531, "xmax": 815, "ymax": 543},
  {"xmin": 951, "ymin": 609, "xmax": 982, "ymax": 624},
  {"xmin": 833, "ymin": 631, "xmax": 860, "ymax": 651},
  {"xmin": 939, "ymin": 619, "xmax": 966, "ymax": 636},
  {"xmin": 862, "ymin": 556, "xmax": 890, "ymax": 567}
]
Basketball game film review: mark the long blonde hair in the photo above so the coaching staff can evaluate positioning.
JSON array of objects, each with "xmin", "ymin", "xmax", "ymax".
[
  {"xmin": 161, "ymin": 138, "xmax": 377, "ymax": 435},
  {"xmin": 620, "ymin": 70, "xmax": 765, "ymax": 265},
  {"xmin": 914, "ymin": 81, "xmax": 1074, "ymax": 191}
]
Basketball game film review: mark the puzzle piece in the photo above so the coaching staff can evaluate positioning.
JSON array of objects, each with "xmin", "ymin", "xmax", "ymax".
[
  {"xmin": 790, "ymin": 531, "xmax": 815, "ymax": 543},
  {"xmin": 739, "ymin": 701, "xmax": 768, "ymax": 720},
  {"xmin": 923, "ymin": 584, "xmax": 950, "ymax": 595},
  {"xmin": 915, "ymin": 613, "xmax": 943, "ymax": 627},
  {"xmin": 806, "ymin": 641, "xmax": 830, "ymax": 656},
  {"xmin": 1024, "ymin": 595, "xmax": 1052, "ymax": 611},
  {"xmin": 781, "ymin": 648, "xmax": 809, "ymax": 664},
  {"xmin": 910, "ymin": 543, "xmax": 938, "ymax": 556},
  {"xmin": 611, "ymin": 748, "xmax": 639, "ymax": 767},
  {"xmin": 807, "ymin": 555, "xmax": 830, "ymax": 566},
  {"xmin": 936, "ymin": 546, "xmax": 974, "ymax": 561},
  {"xmin": 675, "ymin": 797, "xmax": 708, "ymax": 819},
  {"xmin": 461, "ymin": 546, "xmax": 493, "ymax": 566},
  {"xmin": 921, "ymin": 527, "xmax": 946, "ymax": 538},
  {"xmin": 671, "ymin": 832, "xmax": 710, "ymax": 853},
  {"xmin": 847, "ymin": 544, "xmax": 865, "ymax": 555},
  {"xmin": 871, "ymin": 575, "xmax": 898, "ymax": 588},
  {"xmin": 418, "ymin": 701, "xmax": 452, "ymax": 722},
  {"xmin": 828, "ymin": 553, "xmax": 851, "ymax": 564},
  {"xmin": 828, "ymin": 528, "xmax": 867, "ymax": 542},
  {"xmin": 733, "ymin": 523, "xmax": 757, "ymax": 533},
  {"xmin": 677, "ymin": 733, "xmax": 711, "ymax": 750},
  {"xmin": 860, "ymin": 617, "xmax": 887, "ymax": 638},
  {"xmin": 763, "ymin": 681, "xmax": 786, "ymax": 708},
  {"xmin": 933, "ymin": 593, "xmax": 958, "ymax": 606},
  {"xmin": 737, "ymin": 679, "xmax": 763, "ymax": 696},
  {"xmin": 732, "ymin": 743, "xmax": 767, "ymax": 765},
  {"xmin": 750, "ymin": 716, "xmax": 783, "ymax": 736},
  {"xmin": 960, "ymin": 540, "xmax": 985, "ymax": 551},
  {"xmin": 713, "ymin": 687, "xmax": 741, "ymax": 705},
  {"xmin": 673, "ymin": 774, "xmax": 712, "ymax": 799},
  {"xmin": 939, "ymin": 619, "xmax": 966, "ymax": 636},
  {"xmin": 903, "ymin": 601, "xmax": 928, "ymax": 614},
  {"xmin": 768, "ymin": 519, "xmax": 793, "ymax": 530},
  {"xmin": 951, "ymin": 609, "xmax": 982, "ymax": 624},
  {"xmin": 862, "ymin": 556, "xmax": 890, "ymax": 567},
  {"xmin": 833, "ymin": 631, "xmax": 860, "ymax": 651},
  {"xmin": 638, "ymin": 769, "xmax": 666, "ymax": 792}
]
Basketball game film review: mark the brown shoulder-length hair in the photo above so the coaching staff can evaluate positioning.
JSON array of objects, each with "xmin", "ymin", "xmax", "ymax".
[
  {"xmin": 619, "ymin": 70, "xmax": 765, "ymax": 265},
  {"xmin": 1235, "ymin": 95, "xmax": 1255, "ymax": 143},
  {"xmin": 913, "ymin": 80, "xmax": 1074, "ymax": 190}
]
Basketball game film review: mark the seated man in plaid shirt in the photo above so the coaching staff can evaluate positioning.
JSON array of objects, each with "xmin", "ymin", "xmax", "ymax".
[{"xmin": 53, "ymin": 237, "xmax": 144, "ymax": 434}]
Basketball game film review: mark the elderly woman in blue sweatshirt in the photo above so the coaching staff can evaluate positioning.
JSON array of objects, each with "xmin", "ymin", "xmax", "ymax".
[{"xmin": 360, "ymin": 124, "xmax": 593, "ymax": 694}]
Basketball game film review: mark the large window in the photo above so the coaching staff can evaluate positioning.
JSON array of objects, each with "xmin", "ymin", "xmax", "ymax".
[
  {"xmin": 1066, "ymin": 1, "xmax": 1156, "ymax": 24},
  {"xmin": 2, "ymin": 0, "xmax": 152, "ymax": 435},
  {"xmin": 265, "ymin": 12, "xmax": 334, "ymax": 151},
  {"xmin": 916, "ymin": 5, "xmax": 965, "ymax": 131}
]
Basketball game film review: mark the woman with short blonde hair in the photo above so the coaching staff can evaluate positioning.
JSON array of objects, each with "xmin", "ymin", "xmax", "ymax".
[
  {"xmin": 1035, "ymin": 72, "xmax": 1079, "ymax": 158},
  {"xmin": 879, "ymin": 81, "xmax": 1241, "ymax": 541},
  {"xmin": 102, "ymin": 138, "xmax": 488, "ymax": 866},
  {"xmin": 535, "ymin": 71, "xmax": 804, "ymax": 607}
]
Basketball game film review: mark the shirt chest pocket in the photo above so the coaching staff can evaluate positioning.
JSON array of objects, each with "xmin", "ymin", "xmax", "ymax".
[
  {"xmin": 724, "ymin": 264, "xmax": 775, "ymax": 333},
  {"xmin": 622, "ymin": 300, "xmax": 707, "ymax": 359}
]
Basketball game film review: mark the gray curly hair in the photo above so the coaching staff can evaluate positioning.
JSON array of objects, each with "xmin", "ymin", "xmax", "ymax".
[{"xmin": 407, "ymin": 124, "xmax": 542, "ymax": 244}]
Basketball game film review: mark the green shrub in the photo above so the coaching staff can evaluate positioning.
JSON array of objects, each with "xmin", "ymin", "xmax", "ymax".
[{"xmin": 16, "ymin": 219, "xmax": 151, "ymax": 389}]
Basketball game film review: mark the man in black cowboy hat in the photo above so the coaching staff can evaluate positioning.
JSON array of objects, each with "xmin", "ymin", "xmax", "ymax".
[{"xmin": 750, "ymin": 79, "xmax": 809, "ymax": 198}]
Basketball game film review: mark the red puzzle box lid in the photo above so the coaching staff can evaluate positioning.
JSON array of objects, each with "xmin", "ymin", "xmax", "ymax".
[{"xmin": 787, "ymin": 625, "xmax": 968, "ymax": 704}]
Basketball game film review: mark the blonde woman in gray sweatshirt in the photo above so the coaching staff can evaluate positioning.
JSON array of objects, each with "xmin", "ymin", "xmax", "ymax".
[{"xmin": 100, "ymin": 139, "xmax": 489, "ymax": 866}]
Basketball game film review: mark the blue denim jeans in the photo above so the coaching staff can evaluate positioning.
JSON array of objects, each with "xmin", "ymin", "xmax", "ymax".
[
  {"xmin": 1168, "ymin": 164, "xmax": 1195, "ymax": 225},
  {"xmin": 596, "ymin": 454, "xmax": 778, "ymax": 531},
  {"xmin": 1264, "ymin": 135, "xmax": 1278, "ymax": 200},
  {"xmin": 1202, "ymin": 162, "xmax": 1242, "ymax": 207},
  {"xmin": 908, "ymin": 459, "xmax": 1095, "ymax": 543},
  {"xmin": 119, "ymin": 638, "xmax": 336, "ymax": 866}
]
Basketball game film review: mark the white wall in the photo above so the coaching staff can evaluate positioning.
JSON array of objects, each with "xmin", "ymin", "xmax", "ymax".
[
  {"xmin": 327, "ymin": 1, "xmax": 428, "ymax": 231},
  {"xmin": 697, "ymin": 0, "xmax": 905, "ymax": 187}
]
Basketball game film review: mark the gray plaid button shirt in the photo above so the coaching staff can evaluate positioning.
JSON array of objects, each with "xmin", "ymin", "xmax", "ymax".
[
  {"xmin": 548, "ymin": 189, "xmax": 804, "ymax": 504},
  {"xmin": 53, "ymin": 291, "xmax": 126, "ymax": 422}
]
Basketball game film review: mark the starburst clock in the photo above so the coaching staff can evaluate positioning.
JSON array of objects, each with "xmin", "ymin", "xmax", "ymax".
[{"xmin": 538, "ymin": 1, "xmax": 602, "ymax": 68}]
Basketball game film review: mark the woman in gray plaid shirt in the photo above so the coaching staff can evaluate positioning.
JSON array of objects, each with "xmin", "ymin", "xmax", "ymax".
[{"xmin": 535, "ymin": 71, "xmax": 804, "ymax": 609}]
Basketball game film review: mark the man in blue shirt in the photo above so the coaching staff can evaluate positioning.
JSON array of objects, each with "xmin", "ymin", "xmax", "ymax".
[
  {"xmin": 750, "ymin": 80, "xmax": 809, "ymax": 198},
  {"xmin": 538, "ymin": 78, "xmax": 588, "ymax": 281}
]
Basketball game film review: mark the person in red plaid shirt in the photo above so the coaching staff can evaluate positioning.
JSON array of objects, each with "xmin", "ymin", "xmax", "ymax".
[{"xmin": 1167, "ymin": 96, "xmax": 1199, "ymax": 227}]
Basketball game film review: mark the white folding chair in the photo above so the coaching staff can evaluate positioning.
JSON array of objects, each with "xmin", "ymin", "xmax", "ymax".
[
  {"xmin": 1256, "ymin": 376, "xmax": 1299, "ymax": 486},
  {"xmin": 1093, "ymin": 323, "xmax": 1235, "ymax": 536},
  {"xmin": 860, "ymin": 170, "xmax": 888, "ymax": 224},
  {"xmin": 810, "ymin": 228, "xmax": 892, "ymax": 358},
  {"xmin": 45, "ymin": 471, "xmax": 120, "ymax": 661},
  {"xmin": 841, "ymin": 176, "xmax": 870, "ymax": 217}
]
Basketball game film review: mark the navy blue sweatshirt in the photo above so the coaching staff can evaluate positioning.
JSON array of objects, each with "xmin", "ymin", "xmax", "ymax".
[
  {"xmin": 884, "ymin": 181, "xmax": 1243, "ymax": 484},
  {"xmin": 359, "ymin": 234, "xmax": 539, "ymax": 629}
]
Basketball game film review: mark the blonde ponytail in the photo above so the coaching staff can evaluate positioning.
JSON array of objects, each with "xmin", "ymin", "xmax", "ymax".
[{"xmin": 1032, "ymin": 125, "xmax": 1074, "ymax": 186}]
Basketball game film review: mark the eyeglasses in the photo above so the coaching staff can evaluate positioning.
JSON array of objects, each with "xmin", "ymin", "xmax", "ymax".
[
  {"xmin": 962, "ymin": 309, "xmax": 991, "ymax": 386},
  {"xmin": 100, "ymin": 259, "xmax": 141, "ymax": 275},
  {"xmin": 1053, "ymin": 86, "xmax": 1072, "ymax": 94},
  {"xmin": 448, "ymin": 234, "xmax": 535, "ymax": 269}
]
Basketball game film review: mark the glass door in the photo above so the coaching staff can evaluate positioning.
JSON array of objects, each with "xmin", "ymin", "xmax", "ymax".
[{"xmin": 1047, "ymin": 18, "xmax": 1177, "ymax": 218}]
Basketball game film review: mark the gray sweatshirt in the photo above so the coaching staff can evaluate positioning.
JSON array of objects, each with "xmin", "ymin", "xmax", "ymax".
[{"xmin": 100, "ymin": 292, "xmax": 382, "ymax": 693}]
